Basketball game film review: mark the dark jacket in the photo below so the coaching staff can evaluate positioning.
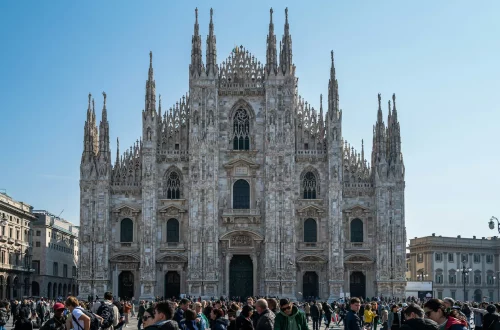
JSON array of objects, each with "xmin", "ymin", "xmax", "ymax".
[
  {"xmin": 344, "ymin": 310, "xmax": 362, "ymax": 330},
  {"xmin": 174, "ymin": 309, "xmax": 185, "ymax": 325},
  {"xmin": 275, "ymin": 306, "xmax": 308, "ymax": 330},
  {"xmin": 400, "ymin": 318, "xmax": 439, "ymax": 330},
  {"xmin": 40, "ymin": 316, "xmax": 67, "ymax": 330},
  {"xmin": 255, "ymin": 309, "xmax": 275, "ymax": 330},
  {"xmin": 235, "ymin": 315, "xmax": 254, "ymax": 330},
  {"xmin": 214, "ymin": 318, "xmax": 230, "ymax": 330},
  {"xmin": 15, "ymin": 319, "xmax": 33, "ymax": 330},
  {"xmin": 483, "ymin": 313, "xmax": 499, "ymax": 330},
  {"xmin": 310, "ymin": 305, "xmax": 320, "ymax": 319}
]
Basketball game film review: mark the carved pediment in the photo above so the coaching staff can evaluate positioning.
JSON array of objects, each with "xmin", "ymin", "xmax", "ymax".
[
  {"xmin": 112, "ymin": 204, "xmax": 141, "ymax": 216},
  {"xmin": 344, "ymin": 205, "xmax": 371, "ymax": 218},
  {"xmin": 297, "ymin": 205, "xmax": 325, "ymax": 217},
  {"xmin": 110, "ymin": 254, "xmax": 140, "ymax": 263},
  {"xmin": 158, "ymin": 205, "xmax": 187, "ymax": 215},
  {"xmin": 219, "ymin": 230, "xmax": 264, "ymax": 242},
  {"xmin": 157, "ymin": 254, "xmax": 188, "ymax": 263},
  {"xmin": 297, "ymin": 254, "xmax": 328, "ymax": 263},
  {"xmin": 344, "ymin": 254, "xmax": 374, "ymax": 263},
  {"xmin": 223, "ymin": 157, "xmax": 260, "ymax": 171}
]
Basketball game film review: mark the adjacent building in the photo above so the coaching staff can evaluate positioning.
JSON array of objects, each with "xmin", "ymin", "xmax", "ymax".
[
  {"xmin": 0, "ymin": 191, "xmax": 35, "ymax": 299},
  {"xmin": 408, "ymin": 234, "xmax": 499, "ymax": 302},
  {"xmin": 31, "ymin": 210, "xmax": 79, "ymax": 298},
  {"xmin": 79, "ymin": 8, "xmax": 407, "ymax": 300}
]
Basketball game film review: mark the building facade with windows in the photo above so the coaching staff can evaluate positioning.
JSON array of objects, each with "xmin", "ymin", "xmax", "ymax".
[
  {"xmin": 0, "ymin": 192, "xmax": 35, "ymax": 300},
  {"xmin": 79, "ymin": 8, "xmax": 407, "ymax": 300},
  {"xmin": 32, "ymin": 210, "xmax": 79, "ymax": 298},
  {"xmin": 408, "ymin": 234, "xmax": 499, "ymax": 302}
]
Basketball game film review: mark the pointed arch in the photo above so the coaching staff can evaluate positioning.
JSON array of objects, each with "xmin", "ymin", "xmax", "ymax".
[
  {"xmin": 164, "ymin": 166, "xmax": 183, "ymax": 199},
  {"xmin": 229, "ymin": 99, "xmax": 255, "ymax": 151},
  {"xmin": 300, "ymin": 166, "xmax": 320, "ymax": 199}
]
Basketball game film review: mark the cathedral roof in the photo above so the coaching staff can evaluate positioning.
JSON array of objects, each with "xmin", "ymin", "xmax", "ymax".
[{"xmin": 219, "ymin": 46, "xmax": 265, "ymax": 90}]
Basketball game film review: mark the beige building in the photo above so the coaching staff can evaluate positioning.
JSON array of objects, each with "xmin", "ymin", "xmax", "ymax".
[
  {"xmin": 0, "ymin": 191, "xmax": 35, "ymax": 299},
  {"xmin": 32, "ymin": 210, "xmax": 79, "ymax": 298},
  {"xmin": 409, "ymin": 234, "xmax": 499, "ymax": 302}
]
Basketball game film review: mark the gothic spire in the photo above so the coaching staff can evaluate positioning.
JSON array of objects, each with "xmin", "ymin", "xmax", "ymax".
[
  {"xmin": 158, "ymin": 94, "xmax": 162, "ymax": 118},
  {"xmin": 82, "ymin": 93, "xmax": 96, "ymax": 162},
  {"xmin": 99, "ymin": 92, "xmax": 110, "ymax": 157},
  {"xmin": 206, "ymin": 8, "xmax": 217, "ymax": 76},
  {"xmin": 280, "ymin": 7, "xmax": 293, "ymax": 75},
  {"xmin": 372, "ymin": 93, "xmax": 387, "ymax": 165},
  {"xmin": 266, "ymin": 8, "xmax": 277, "ymax": 75},
  {"xmin": 318, "ymin": 94, "xmax": 325, "ymax": 137},
  {"xmin": 145, "ymin": 51, "xmax": 156, "ymax": 114},
  {"xmin": 377, "ymin": 93, "xmax": 383, "ymax": 123},
  {"xmin": 328, "ymin": 51, "xmax": 339, "ymax": 119},
  {"xmin": 190, "ymin": 7, "xmax": 203, "ymax": 77},
  {"xmin": 392, "ymin": 93, "xmax": 398, "ymax": 123}
]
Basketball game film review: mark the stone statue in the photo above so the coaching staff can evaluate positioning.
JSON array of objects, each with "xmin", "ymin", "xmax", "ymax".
[{"xmin": 256, "ymin": 198, "xmax": 261, "ymax": 209}]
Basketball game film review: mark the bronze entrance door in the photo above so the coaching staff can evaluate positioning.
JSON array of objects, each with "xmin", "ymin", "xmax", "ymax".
[
  {"xmin": 118, "ymin": 271, "xmax": 134, "ymax": 300},
  {"xmin": 349, "ymin": 271, "xmax": 366, "ymax": 299},
  {"xmin": 303, "ymin": 271, "xmax": 319, "ymax": 299},
  {"xmin": 229, "ymin": 255, "xmax": 253, "ymax": 299},
  {"xmin": 165, "ymin": 271, "xmax": 181, "ymax": 299}
]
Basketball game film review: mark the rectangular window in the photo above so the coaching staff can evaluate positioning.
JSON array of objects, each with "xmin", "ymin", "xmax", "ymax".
[
  {"xmin": 451, "ymin": 291, "xmax": 456, "ymax": 300},
  {"xmin": 462, "ymin": 254, "xmax": 469, "ymax": 262},
  {"xmin": 72, "ymin": 266, "xmax": 77, "ymax": 278},
  {"xmin": 438, "ymin": 291, "xmax": 443, "ymax": 299},
  {"xmin": 487, "ymin": 255, "xmax": 494, "ymax": 263},
  {"xmin": 35, "ymin": 241, "xmax": 40, "ymax": 247},
  {"xmin": 175, "ymin": 143, "xmax": 179, "ymax": 150},
  {"xmin": 36, "ymin": 231, "xmax": 41, "ymax": 236},
  {"xmin": 475, "ymin": 275, "xmax": 481, "ymax": 284},
  {"xmin": 449, "ymin": 275, "xmax": 456, "ymax": 284},
  {"xmin": 435, "ymin": 253, "xmax": 443, "ymax": 262},
  {"xmin": 488, "ymin": 275, "xmax": 494, "ymax": 285},
  {"xmin": 16, "ymin": 230, "xmax": 19, "ymax": 239},
  {"xmin": 417, "ymin": 253, "xmax": 423, "ymax": 263},
  {"xmin": 0, "ymin": 252, "xmax": 4, "ymax": 264},
  {"xmin": 474, "ymin": 254, "xmax": 481, "ymax": 263},
  {"xmin": 53, "ymin": 262, "xmax": 58, "ymax": 276},
  {"xmin": 63, "ymin": 264, "xmax": 68, "ymax": 278},
  {"xmin": 436, "ymin": 274, "xmax": 443, "ymax": 283},
  {"xmin": 304, "ymin": 143, "xmax": 309, "ymax": 150},
  {"xmin": 9, "ymin": 228, "xmax": 12, "ymax": 238},
  {"xmin": 32, "ymin": 260, "xmax": 40, "ymax": 275}
]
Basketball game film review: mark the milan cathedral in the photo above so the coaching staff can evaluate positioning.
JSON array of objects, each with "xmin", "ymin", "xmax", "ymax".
[{"xmin": 79, "ymin": 8, "xmax": 406, "ymax": 301}]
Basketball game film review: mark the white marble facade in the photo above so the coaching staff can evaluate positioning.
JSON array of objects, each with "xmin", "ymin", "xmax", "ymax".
[{"xmin": 79, "ymin": 8, "xmax": 407, "ymax": 301}]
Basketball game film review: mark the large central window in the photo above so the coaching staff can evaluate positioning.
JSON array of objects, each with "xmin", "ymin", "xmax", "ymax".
[
  {"xmin": 233, "ymin": 109, "xmax": 250, "ymax": 150},
  {"xmin": 304, "ymin": 218, "xmax": 317, "ymax": 242},
  {"xmin": 350, "ymin": 218, "xmax": 363, "ymax": 242},
  {"xmin": 302, "ymin": 172, "xmax": 317, "ymax": 199},
  {"xmin": 233, "ymin": 179, "xmax": 250, "ymax": 209},
  {"xmin": 165, "ymin": 171, "xmax": 181, "ymax": 199}
]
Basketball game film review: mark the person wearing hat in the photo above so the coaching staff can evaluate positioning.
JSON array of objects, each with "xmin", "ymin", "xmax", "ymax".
[
  {"xmin": 40, "ymin": 302, "xmax": 66, "ymax": 330},
  {"xmin": 274, "ymin": 299, "xmax": 308, "ymax": 330}
]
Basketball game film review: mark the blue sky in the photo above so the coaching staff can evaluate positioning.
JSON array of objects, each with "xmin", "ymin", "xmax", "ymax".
[{"xmin": 0, "ymin": 1, "xmax": 499, "ymax": 240}]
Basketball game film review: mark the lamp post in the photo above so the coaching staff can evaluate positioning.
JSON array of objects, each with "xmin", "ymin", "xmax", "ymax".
[
  {"xmin": 455, "ymin": 260, "xmax": 472, "ymax": 301},
  {"xmin": 494, "ymin": 271, "xmax": 500, "ymax": 302},
  {"xmin": 488, "ymin": 216, "xmax": 499, "ymax": 233},
  {"xmin": 417, "ymin": 270, "xmax": 429, "ymax": 281}
]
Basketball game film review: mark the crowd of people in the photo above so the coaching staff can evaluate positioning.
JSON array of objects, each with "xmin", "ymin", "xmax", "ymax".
[{"xmin": 4, "ymin": 294, "xmax": 500, "ymax": 330}]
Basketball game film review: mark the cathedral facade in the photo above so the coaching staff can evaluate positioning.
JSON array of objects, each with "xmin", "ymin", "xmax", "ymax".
[{"xmin": 79, "ymin": 8, "xmax": 406, "ymax": 301}]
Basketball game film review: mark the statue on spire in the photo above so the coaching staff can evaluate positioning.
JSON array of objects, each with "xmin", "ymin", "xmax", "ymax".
[{"xmin": 102, "ymin": 91, "xmax": 107, "ymax": 106}]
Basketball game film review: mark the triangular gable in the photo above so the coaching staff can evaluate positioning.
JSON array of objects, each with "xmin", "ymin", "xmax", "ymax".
[
  {"xmin": 158, "ymin": 205, "xmax": 187, "ymax": 214},
  {"xmin": 297, "ymin": 204, "xmax": 325, "ymax": 215},
  {"xmin": 112, "ymin": 204, "xmax": 140, "ymax": 214},
  {"xmin": 344, "ymin": 204, "xmax": 371, "ymax": 213},
  {"xmin": 223, "ymin": 157, "xmax": 260, "ymax": 170}
]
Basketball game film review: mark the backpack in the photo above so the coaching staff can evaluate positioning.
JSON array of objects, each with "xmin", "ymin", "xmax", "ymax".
[
  {"xmin": 72, "ymin": 308, "xmax": 100, "ymax": 330},
  {"xmin": 97, "ymin": 302, "xmax": 115, "ymax": 329}
]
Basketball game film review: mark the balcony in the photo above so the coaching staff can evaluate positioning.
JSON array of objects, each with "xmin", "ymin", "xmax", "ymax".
[
  {"xmin": 159, "ymin": 242, "xmax": 186, "ymax": 251},
  {"xmin": 15, "ymin": 239, "xmax": 21, "ymax": 246},
  {"xmin": 222, "ymin": 208, "xmax": 261, "ymax": 224},
  {"xmin": 7, "ymin": 238, "xmax": 15, "ymax": 244},
  {"xmin": 0, "ymin": 235, "xmax": 7, "ymax": 242},
  {"xmin": 112, "ymin": 242, "xmax": 139, "ymax": 251},
  {"xmin": 297, "ymin": 242, "xmax": 324, "ymax": 251},
  {"xmin": 345, "ymin": 242, "xmax": 370, "ymax": 251}
]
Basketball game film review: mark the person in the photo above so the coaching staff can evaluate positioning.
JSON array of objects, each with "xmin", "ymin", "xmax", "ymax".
[
  {"xmin": 124, "ymin": 302, "xmax": 132, "ymax": 328},
  {"xmin": 211, "ymin": 309, "xmax": 229, "ymax": 330},
  {"xmin": 91, "ymin": 292, "xmax": 120, "ymax": 330},
  {"xmin": 304, "ymin": 303, "xmax": 311, "ymax": 323},
  {"xmin": 364, "ymin": 305, "xmax": 376, "ymax": 330},
  {"xmin": 142, "ymin": 308, "xmax": 156, "ymax": 329},
  {"xmin": 311, "ymin": 302, "xmax": 320, "ymax": 330},
  {"xmin": 274, "ymin": 299, "xmax": 308, "ymax": 330},
  {"xmin": 254, "ymin": 299, "xmax": 275, "ymax": 330},
  {"xmin": 399, "ymin": 303, "xmax": 438, "ymax": 330},
  {"xmin": 423, "ymin": 299, "xmax": 468, "ymax": 330},
  {"xmin": 40, "ymin": 302, "xmax": 66, "ymax": 330},
  {"xmin": 236, "ymin": 305, "xmax": 254, "ymax": 330},
  {"xmin": 0, "ymin": 301, "xmax": 8, "ymax": 330},
  {"xmin": 138, "ymin": 302, "xmax": 146, "ymax": 330},
  {"xmin": 481, "ymin": 305, "xmax": 499, "ymax": 330},
  {"xmin": 174, "ymin": 299, "xmax": 190, "ymax": 326},
  {"xmin": 388, "ymin": 305, "xmax": 401, "ymax": 330},
  {"xmin": 14, "ymin": 308, "xmax": 32, "ymax": 330},
  {"xmin": 323, "ymin": 303, "xmax": 333, "ymax": 329},
  {"xmin": 267, "ymin": 299, "xmax": 278, "ymax": 316},
  {"xmin": 65, "ymin": 297, "xmax": 90, "ymax": 330},
  {"xmin": 179, "ymin": 309, "xmax": 201, "ymax": 330},
  {"xmin": 344, "ymin": 298, "xmax": 362, "ymax": 330},
  {"xmin": 337, "ymin": 304, "xmax": 347, "ymax": 327},
  {"xmin": 193, "ymin": 303, "xmax": 208, "ymax": 330},
  {"xmin": 146, "ymin": 301, "xmax": 178, "ymax": 330},
  {"xmin": 381, "ymin": 307, "xmax": 389, "ymax": 330}
]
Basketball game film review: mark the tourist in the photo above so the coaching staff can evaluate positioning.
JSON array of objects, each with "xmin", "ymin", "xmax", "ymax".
[
  {"xmin": 174, "ymin": 299, "xmax": 190, "ymax": 325},
  {"xmin": 310, "ymin": 301, "xmax": 320, "ymax": 330},
  {"xmin": 388, "ymin": 305, "xmax": 401, "ymax": 330},
  {"xmin": 65, "ymin": 297, "xmax": 90, "ymax": 330},
  {"xmin": 236, "ymin": 305, "xmax": 254, "ymax": 330},
  {"xmin": 180, "ymin": 309, "xmax": 201, "ymax": 330},
  {"xmin": 423, "ymin": 299, "xmax": 468, "ymax": 330},
  {"xmin": 398, "ymin": 303, "xmax": 438, "ymax": 330},
  {"xmin": 253, "ymin": 299, "xmax": 275, "ymax": 330},
  {"xmin": 141, "ymin": 307, "xmax": 156, "ymax": 329},
  {"xmin": 193, "ymin": 303, "xmax": 208, "ymax": 330},
  {"xmin": 211, "ymin": 309, "xmax": 229, "ymax": 330},
  {"xmin": 148, "ymin": 301, "xmax": 178, "ymax": 330},
  {"xmin": 344, "ymin": 298, "xmax": 362, "ymax": 330},
  {"xmin": 14, "ymin": 308, "xmax": 32, "ymax": 330},
  {"xmin": 40, "ymin": 302, "xmax": 66, "ymax": 330},
  {"xmin": 274, "ymin": 299, "xmax": 308, "ymax": 330}
]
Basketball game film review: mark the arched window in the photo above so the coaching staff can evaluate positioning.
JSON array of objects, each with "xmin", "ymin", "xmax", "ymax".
[
  {"xmin": 166, "ymin": 219, "xmax": 180, "ymax": 243},
  {"xmin": 304, "ymin": 218, "xmax": 317, "ymax": 243},
  {"xmin": 166, "ymin": 171, "xmax": 181, "ymax": 199},
  {"xmin": 120, "ymin": 218, "xmax": 133, "ymax": 242},
  {"xmin": 233, "ymin": 109, "xmax": 250, "ymax": 150},
  {"xmin": 350, "ymin": 218, "xmax": 363, "ymax": 242},
  {"xmin": 302, "ymin": 172, "xmax": 317, "ymax": 199},
  {"xmin": 233, "ymin": 179, "xmax": 250, "ymax": 209}
]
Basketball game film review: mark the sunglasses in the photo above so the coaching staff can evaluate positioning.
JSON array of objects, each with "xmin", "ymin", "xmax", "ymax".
[
  {"xmin": 282, "ymin": 305, "xmax": 292, "ymax": 311},
  {"xmin": 142, "ymin": 315, "xmax": 153, "ymax": 321}
]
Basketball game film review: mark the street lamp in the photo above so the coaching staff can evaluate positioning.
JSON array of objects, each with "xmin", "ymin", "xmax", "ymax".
[
  {"xmin": 455, "ymin": 260, "xmax": 472, "ymax": 301},
  {"xmin": 417, "ymin": 270, "xmax": 429, "ymax": 281},
  {"xmin": 494, "ymin": 272, "xmax": 500, "ymax": 302},
  {"xmin": 488, "ymin": 216, "xmax": 499, "ymax": 233}
]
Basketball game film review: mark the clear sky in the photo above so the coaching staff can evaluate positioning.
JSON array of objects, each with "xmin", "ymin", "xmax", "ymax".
[{"xmin": 0, "ymin": 1, "xmax": 499, "ymax": 241}]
